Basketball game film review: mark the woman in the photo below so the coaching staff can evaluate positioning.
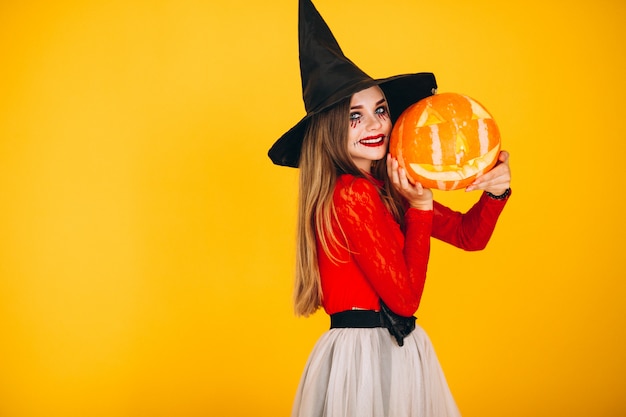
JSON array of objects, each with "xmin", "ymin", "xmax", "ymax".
[
  {"xmin": 293, "ymin": 85, "xmax": 509, "ymax": 417},
  {"xmin": 268, "ymin": 1, "xmax": 511, "ymax": 416}
]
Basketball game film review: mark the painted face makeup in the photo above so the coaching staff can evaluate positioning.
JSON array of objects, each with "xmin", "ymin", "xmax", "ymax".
[{"xmin": 347, "ymin": 86, "xmax": 392, "ymax": 172}]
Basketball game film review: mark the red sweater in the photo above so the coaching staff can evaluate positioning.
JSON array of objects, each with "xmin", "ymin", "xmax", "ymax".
[{"xmin": 317, "ymin": 174, "xmax": 510, "ymax": 317}]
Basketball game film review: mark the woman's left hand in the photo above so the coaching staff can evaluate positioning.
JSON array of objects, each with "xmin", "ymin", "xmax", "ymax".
[{"xmin": 465, "ymin": 150, "xmax": 511, "ymax": 195}]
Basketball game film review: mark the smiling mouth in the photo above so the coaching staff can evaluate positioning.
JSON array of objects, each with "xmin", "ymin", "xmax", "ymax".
[{"xmin": 359, "ymin": 134, "xmax": 385, "ymax": 147}]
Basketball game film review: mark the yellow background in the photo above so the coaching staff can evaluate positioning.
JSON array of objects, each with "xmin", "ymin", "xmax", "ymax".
[{"xmin": 1, "ymin": 0, "xmax": 625, "ymax": 416}]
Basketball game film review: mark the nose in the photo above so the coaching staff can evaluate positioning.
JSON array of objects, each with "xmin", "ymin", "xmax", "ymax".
[{"xmin": 365, "ymin": 115, "xmax": 383, "ymax": 130}]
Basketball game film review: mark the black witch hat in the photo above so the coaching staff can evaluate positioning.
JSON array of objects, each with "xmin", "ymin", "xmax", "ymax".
[{"xmin": 268, "ymin": 0, "xmax": 437, "ymax": 168}]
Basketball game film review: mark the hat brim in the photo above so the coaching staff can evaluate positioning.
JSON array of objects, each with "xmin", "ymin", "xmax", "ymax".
[{"xmin": 268, "ymin": 72, "xmax": 437, "ymax": 168}]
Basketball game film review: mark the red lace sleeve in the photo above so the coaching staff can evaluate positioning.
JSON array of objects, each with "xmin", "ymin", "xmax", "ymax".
[
  {"xmin": 333, "ymin": 177, "xmax": 433, "ymax": 317},
  {"xmin": 432, "ymin": 190, "xmax": 511, "ymax": 250}
]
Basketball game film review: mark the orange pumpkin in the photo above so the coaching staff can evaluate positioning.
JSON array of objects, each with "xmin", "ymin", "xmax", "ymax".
[{"xmin": 389, "ymin": 92, "xmax": 501, "ymax": 191}]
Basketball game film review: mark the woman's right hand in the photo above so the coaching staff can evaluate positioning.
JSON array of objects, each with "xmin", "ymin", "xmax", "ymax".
[{"xmin": 386, "ymin": 154, "xmax": 433, "ymax": 211}]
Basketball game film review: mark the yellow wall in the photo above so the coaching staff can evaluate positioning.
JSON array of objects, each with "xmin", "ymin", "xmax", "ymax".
[{"xmin": 1, "ymin": 0, "xmax": 625, "ymax": 416}]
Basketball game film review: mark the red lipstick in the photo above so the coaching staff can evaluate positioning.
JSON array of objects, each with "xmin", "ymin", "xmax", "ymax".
[{"xmin": 358, "ymin": 134, "xmax": 385, "ymax": 147}]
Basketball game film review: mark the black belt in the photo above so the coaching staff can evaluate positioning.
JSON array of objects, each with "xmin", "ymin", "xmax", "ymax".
[
  {"xmin": 330, "ymin": 310, "xmax": 384, "ymax": 328},
  {"xmin": 329, "ymin": 301, "xmax": 417, "ymax": 347}
]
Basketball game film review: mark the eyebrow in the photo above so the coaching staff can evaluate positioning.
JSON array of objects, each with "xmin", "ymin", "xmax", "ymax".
[{"xmin": 350, "ymin": 98, "xmax": 387, "ymax": 110}]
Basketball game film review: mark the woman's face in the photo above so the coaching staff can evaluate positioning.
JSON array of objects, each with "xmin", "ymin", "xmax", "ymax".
[{"xmin": 347, "ymin": 86, "xmax": 392, "ymax": 172}]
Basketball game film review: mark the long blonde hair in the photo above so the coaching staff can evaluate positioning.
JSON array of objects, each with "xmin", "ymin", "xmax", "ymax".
[{"xmin": 294, "ymin": 95, "xmax": 405, "ymax": 316}]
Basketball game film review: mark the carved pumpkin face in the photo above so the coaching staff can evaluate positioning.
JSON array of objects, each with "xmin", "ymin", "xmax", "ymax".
[{"xmin": 389, "ymin": 92, "xmax": 501, "ymax": 190}]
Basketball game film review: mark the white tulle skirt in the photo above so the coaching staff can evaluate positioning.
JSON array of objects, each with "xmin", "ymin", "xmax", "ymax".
[{"xmin": 291, "ymin": 325, "xmax": 461, "ymax": 417}]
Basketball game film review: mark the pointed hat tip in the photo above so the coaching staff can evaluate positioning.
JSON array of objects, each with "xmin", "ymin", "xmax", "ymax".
[{"xmin": 298, "ymin": 0, "xmax": 372, "ymax": 113}]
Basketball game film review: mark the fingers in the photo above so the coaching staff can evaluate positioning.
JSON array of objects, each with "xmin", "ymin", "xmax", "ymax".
[
  {"xmin": 386, "ymin": 154, "xmax": 433, "ymax": 209},
  {"xmin": 497, "ymin": 150, "xmax": 510, "ymax": 165},
  {"xmin": 387, "ymin": 154, "xmax": 400, "ymax": 185},
  {"xmin": 413, "ymin": 179, "xmax": 424, "ymax": 196},
  {"xmin": 467, "ymin": 169, "xmax": 510, "ymax": 192},
  {"xmin": 398, "ymin": 166, "xmax": 417, "ymax": 194},
  {"xmin": 387, "ymin": 154, "xmax": 414, "ymax": 193},
  {"xmin": 466, "ymin": 150, "xmax": 511, "ymax": 193}
]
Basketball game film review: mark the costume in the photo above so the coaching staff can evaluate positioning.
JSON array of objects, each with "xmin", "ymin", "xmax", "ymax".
[
  {"xmin": 291, "ymin": 175, "xmax": 509, "ymax": 417},
  {"xmin": 267, "ymin": 1, "xmax": 511, "ymax": 416}
]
